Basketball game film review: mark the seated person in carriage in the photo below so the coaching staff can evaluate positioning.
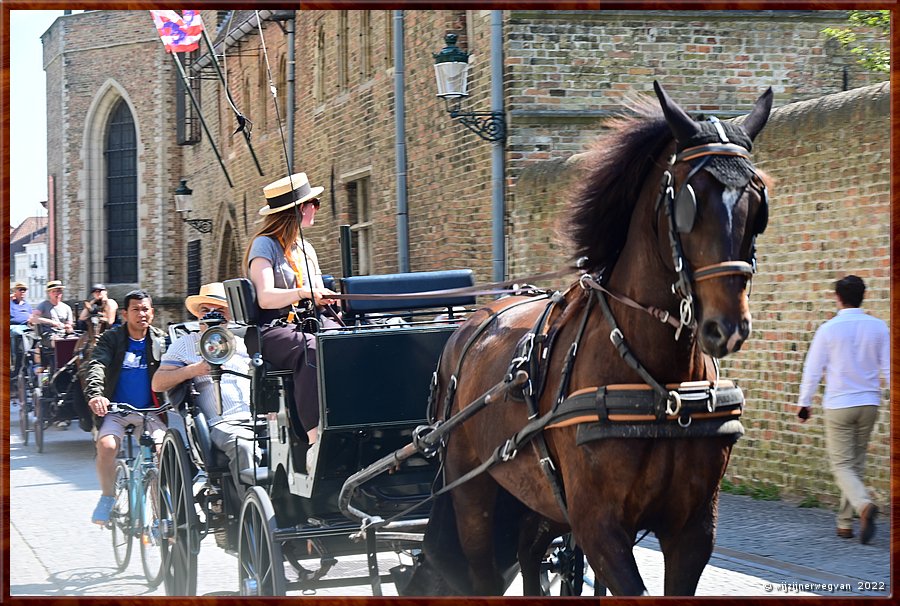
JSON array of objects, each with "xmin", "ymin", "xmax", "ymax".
[
  {"xmin": 84, "ymin": 289, "xmax": 168, "ymax": 526},
  {"xmin": 30, "ymin": 280, "xmax": 74, "ymax": 345},
  {"xmin": 78, "ymin": 283, "xmax": 118, "ymax": 330},
  {"xmin": 151, "ymin": 282, "xmax": 258, "ymax": 495},
  {"xmin": 10, "ymin": 281, "xmax": 32, "ymax": 378},
  {"xmin": 243, "ymin": 172, "xmax": 340, "ymax": 472}
]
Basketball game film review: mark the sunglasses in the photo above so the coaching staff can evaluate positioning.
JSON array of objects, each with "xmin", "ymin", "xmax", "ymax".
[
  {"xmin": 16, "ymin": 288, "xmax": 27, "ymax": 292},
  {"xmin": 92, "ymin": 289, "xmax": 105, "ymax": 293}
]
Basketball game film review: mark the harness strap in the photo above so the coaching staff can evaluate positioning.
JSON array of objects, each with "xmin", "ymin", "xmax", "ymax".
[
  {"xmin": 675, "ymin": 143, "xmax": 750, "ymax": 163},
  {"xmin": 580, "ymin": 274, "xmax": 680, "ymax": 330},
  {"xmin": 692, "ymin": 261, "xmax": 754, "ymax": 282},
  {"xmin": 439, "ymin": 297, "xmax": 547, "ymax": 422},
  {"xmin": 594, "ymin": 289, "xmax": 671, "ymax": 419}
]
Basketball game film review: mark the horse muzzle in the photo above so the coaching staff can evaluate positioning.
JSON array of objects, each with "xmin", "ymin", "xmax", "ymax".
[{"xmin": 699, "ymin": 315, "xmax": 750, "ymax": 358}]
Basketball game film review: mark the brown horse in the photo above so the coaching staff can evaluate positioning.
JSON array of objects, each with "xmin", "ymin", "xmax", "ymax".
[{"xmin": 414, "ymin": 81, "xmax": 773, "ymax": 596}]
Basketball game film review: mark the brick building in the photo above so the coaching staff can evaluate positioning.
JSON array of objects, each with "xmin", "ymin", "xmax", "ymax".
[
  {"xmin": 43, "ymin": 9, "xmax": 883, "ymax": 321},
  {"xmin": 42, "ymin": 10, "xmax": 888, "ymax": 502}
]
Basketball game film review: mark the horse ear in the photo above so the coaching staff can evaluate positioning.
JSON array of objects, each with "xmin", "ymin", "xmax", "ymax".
[
  {"xmin": 742, "ymin": 87, "xmax": 773, "ymax": 141},
  {"xmin": 653, "ymin": 80, "xmax": 700, "ymax": 143}
]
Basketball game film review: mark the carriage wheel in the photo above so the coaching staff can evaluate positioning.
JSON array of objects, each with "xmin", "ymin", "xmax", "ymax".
[
  {"xmin": 158, "ymin": 430, "xmax": 199, "ymax": 596},
  {"xmin": 540, "ymin": 534, "xmax": 585, "ymax": 596},
  {"xmin": 139, "ymin": 467, "xmax": 165, "ymax": 588},
  {"xmin": 238, "ymin": 486, "xmax": 286, "ymax": 596},
  {"xmin": 110, "ymin": 461, "xmax": 133, "ymax": 571},
  {"xmin": 32, "ymin": 387, "xmax": 44, "ymax": 453},
  {"xmin": 17, "ymin": 372, "xmax": 30, "ymax": 444}
]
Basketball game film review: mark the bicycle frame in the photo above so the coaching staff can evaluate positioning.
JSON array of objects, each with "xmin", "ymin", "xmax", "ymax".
[{"xmin": 121, "ymin": 419, "xmax": 158, "ymax": 537}]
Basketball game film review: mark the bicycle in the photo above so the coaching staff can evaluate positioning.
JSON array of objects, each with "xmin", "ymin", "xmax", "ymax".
[{"xmin": 107, "ymin": 401, "xmax": 173, "ymax": 588}]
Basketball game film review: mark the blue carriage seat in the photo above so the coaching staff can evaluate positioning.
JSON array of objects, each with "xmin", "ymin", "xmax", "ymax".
[{"xmin": 340, "ymin": 269, "xmax": 475, "ymax": 321}]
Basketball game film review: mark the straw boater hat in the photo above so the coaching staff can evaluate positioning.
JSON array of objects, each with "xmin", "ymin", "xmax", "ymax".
[
  {"xmin": 46, "ymin": 280, "xmax": 65, "ymax": 291},
  {"xmin": 12, "ymin": 281, "xmax": 27, "ymax": 291},
  {"xmin": 258, "ymin": 172, "xmax": 324, "ymax": 216},
  {"xmin": 184, "ymin": 282, "xmax": 229, "ymax": 318}
]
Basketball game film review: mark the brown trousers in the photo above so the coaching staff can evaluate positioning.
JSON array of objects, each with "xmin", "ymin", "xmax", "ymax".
[{"xmin": 260, "ymin": 317, "xmax": 341, "ymax": 434}]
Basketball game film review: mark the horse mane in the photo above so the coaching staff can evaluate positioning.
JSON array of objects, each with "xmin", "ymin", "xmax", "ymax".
[{"xmin": 565, "ymin": 98, "xmax": 675, "ymax": 276}]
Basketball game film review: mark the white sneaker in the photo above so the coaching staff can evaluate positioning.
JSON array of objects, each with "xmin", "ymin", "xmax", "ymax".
[{"xmin": 305, "ymin": 441, "xmax": 319, "ymax": 474}]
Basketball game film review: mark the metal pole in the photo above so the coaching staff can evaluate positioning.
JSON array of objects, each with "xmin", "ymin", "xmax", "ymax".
[
  {"xmin": 393, "ymin": 11, "xmax": 410, "ymax": 273},
  {"xmin": 286, "ymin": 13, "xmax": 296, "ymax": 173},
  {"xmin": 200, "ymin": 28, "xmax": 265, "ymax": 176},
  {"xmin": 170, "ymin": 52, "xmax": 234, "ymax": 187},
  {"xmin": 490, "ymin": 11, "xmax": 506, "ymax": 282}
]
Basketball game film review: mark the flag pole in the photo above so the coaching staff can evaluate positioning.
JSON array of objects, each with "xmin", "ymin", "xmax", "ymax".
[
  {"xmin": 169, "ymin": 50, "xmax": 234, "ymax": 188},
  {"xmin": 201, "ymin": 28, "xmax": 265, "ymax": 177}
]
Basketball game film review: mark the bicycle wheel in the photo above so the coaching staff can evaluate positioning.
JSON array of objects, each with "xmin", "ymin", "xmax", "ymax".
[
  {"xmin": 140, "ymin": 466, "xmax": 165, "ymax": 588},
  {"xmin": 32, "ymin": 387, "xmax": 44, "ymax": 453},
  {"xmin": 17, "ymin": 372, "xmax": 29, "ymax": 444},
  {"xmin": 111, "ymin": 461, "xmax": 133, "ymax": 571}
]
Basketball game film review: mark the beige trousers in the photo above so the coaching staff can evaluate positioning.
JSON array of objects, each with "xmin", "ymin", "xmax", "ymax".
[{"xmin": 823, "ymin": 405, "xmax": 878, "ymax": 529}]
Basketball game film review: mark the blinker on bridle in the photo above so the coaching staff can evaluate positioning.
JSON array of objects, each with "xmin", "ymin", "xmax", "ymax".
[{"xmin": 657, "ymin": 124, "xmax": 769, "ymax": 340}]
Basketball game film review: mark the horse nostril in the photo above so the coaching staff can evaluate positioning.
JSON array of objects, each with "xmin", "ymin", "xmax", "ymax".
[
  {"xmin": 739, "ymin": 319, "xmax": 751, "ymax": 340},
  {"xmin": 702, "ymin": 320, "xmax": 726, "ymax": 346}
]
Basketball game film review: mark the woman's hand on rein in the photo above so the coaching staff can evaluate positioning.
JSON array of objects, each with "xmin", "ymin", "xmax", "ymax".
[{"xmin": 298, "ymin": 287, "xmax": 339, "ymax": 308}]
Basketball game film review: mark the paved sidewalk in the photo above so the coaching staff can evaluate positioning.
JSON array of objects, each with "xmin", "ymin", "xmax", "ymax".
[{"xmin": 712, "ymin": 492, "xmax": 890, "ymax": 594}]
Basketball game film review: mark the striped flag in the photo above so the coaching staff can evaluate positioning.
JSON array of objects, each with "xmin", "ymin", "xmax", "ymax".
[{"xmin": 150, "ymin": 10, "xmax": 205, "ymax": 53}]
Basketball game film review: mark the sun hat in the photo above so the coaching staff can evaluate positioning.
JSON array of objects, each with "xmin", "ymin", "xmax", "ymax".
[
  {"xmin": 258, "ymin": 172, "xmax": 324, "ymax": 216},
  {"xmin": 46, "ymin": 280, "xmax": 65, "ymax": 291},
  {"xmin": 12, "ymin": 281, "xmax": 27, "ymax": 291},
  {"xmin": 184, "ymin": 282, "xmax": 229, "ymax": 318}
]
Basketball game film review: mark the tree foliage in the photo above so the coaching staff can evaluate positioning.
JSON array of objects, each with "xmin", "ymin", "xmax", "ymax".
[{"xmin": 822, "ymin": 10, "xmax": 890, "ymax": 74}]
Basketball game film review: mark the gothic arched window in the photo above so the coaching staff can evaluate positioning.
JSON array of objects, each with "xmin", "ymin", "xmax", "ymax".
[{"xmin": 104, "ymin": 99, "xmax": 137, "ymax": 283}]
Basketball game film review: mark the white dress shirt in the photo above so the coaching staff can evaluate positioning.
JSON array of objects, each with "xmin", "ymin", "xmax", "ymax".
[{"xmin": 798, "ymin": 307, "xmax": 889, "ymax": 409}]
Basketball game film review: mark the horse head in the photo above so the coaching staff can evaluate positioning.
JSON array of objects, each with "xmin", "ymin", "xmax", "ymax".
[{"xmin": 654, "ymin": 81, "xmax": 773, "ymax": 357}]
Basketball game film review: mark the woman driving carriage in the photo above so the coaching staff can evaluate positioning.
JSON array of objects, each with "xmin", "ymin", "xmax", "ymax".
[{"xmin": 242, "ymin": 172, "xmax": 339, "ymax": 472}]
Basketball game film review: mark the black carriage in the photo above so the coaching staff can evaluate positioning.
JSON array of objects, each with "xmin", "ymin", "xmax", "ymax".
[
  {"xmin": 155, "ymin": 269, "xmax": 477, "ymax": 596},
  {"xmin": 15, "ymin": 327, "xmax": 90, "ymax": 452}
]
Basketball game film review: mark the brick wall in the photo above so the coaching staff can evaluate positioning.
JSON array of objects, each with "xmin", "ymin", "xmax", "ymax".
[{"xmin": 510, "ymin": 82, "xmax": 890, "ymax": 505}]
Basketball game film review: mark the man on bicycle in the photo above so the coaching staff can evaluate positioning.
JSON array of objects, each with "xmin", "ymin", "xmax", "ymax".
[
  {"xmin": 84, "ymin": 289, "xmax": 168, "ymax": 526},
  {"xmin": 151, "ymin": 282, "xmax": 256, "ymax": 497}
]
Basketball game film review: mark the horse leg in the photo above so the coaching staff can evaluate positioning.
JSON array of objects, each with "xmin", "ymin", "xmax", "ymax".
[
  {"xmin": 579, "ymin": 525, "xmax": 648, "ymax": 596},
  {"xmin": 450, "ymin": 476, "xmax": 507, "ymax": 595},
  {"xmin": 516, "ymin": 513, "xmax": 565, "ymax": 596},
  {"xmin": 656, "ymin": 504, "xmax": 716, "ymax": 595}
]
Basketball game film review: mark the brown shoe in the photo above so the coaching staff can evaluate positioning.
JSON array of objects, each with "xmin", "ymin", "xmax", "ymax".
[
  {"xmin": 836, "ymin": 527, "xmax": 854, "ymax": 539},
  {"xmin": 859, "ymin": 503, "xmax": 878, "ymax": 544}
]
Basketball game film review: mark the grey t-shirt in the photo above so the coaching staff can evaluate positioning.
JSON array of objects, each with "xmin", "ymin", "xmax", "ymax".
[
  {"xmin": 247, "ymin": 235, "xmax": 324, "ymax": 323},
  {"xmin": 36, "ymin": 299, "xmax": 74, "ymax": 337}
]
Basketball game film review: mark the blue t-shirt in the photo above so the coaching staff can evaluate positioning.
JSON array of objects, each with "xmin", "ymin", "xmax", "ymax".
[
  {"xmin": 10, "ymin": 299, "xmax": 32, "ymax": 325},
  {"xmin": 111, "ymin": 336, "xmax": 153, "ymax": 409}
]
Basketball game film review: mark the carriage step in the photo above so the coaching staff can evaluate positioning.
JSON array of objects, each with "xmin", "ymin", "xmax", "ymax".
[{"xmin": 239, "ymin": 466, "xmax": 272, "ymax": 486}]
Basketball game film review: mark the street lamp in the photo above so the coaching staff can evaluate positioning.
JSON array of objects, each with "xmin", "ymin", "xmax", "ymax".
[
  {"xmin": 433, "ymin": 33, "xmax": 505, "ymax": 142},
  {"xmin": 174, "ymin": 179, "xmax": 213, "ymax": 234}
]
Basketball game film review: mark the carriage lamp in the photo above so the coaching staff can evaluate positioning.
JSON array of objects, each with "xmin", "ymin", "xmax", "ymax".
[
  {"xmin": 433, "ymin": 33, "xmax": 505, "ymax": 142},
  {"xmin": 199, "ymin": 326, "xmax": 235, "ymax": 366},
  {"xmin": 174, "ymin": 179, "xmax": 213, "ymax": 234}
]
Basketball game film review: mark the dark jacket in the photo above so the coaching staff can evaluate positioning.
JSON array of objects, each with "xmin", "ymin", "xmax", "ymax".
[{"xmin": 83, "ymin": 323, "xmax": 168, "ymax": 403}]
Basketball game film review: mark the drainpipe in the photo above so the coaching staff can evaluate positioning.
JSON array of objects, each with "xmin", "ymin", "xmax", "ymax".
[
  {"xmin": 286, "ymin": 13, "xmax": 296, "ymax": 172},
  {"xmin": 490, "ymin": 10, "xmax": 506, "ymax": 281},
  {"xmin": 394, "ymin": 11, "xmax": 410, "ymax": 272}
]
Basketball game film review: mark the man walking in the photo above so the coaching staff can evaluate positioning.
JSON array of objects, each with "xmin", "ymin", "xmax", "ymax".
[
  {"xmin": 796, "ymin": 275, "xmax": 889, "ymax": 544},
  {"xmin": 83, "ymin": 289, "xmax": 168, "ymax": 525}
]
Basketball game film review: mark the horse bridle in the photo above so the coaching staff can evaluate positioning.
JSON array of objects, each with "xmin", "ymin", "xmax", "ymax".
[{"xmin": 656, "ymin": 130, "xmax": 769, "ymax": 339}]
